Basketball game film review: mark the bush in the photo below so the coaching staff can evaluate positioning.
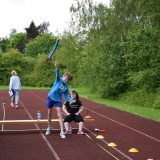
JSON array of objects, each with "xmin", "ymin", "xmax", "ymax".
[
  {"xmin": 100, "ymin": 77, "xmax": 129, "ymax": 98},
  {"xmin": 119, "ymin": 89, "xmax": 160, "ymax": 109},
  {"xmin": 129, "ymin": 69, "xmax": 160, "ymax": 91}
]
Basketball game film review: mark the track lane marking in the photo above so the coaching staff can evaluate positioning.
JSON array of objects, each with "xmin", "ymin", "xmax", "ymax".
[
  {"xmin": 2, "ymin": 103, "xmax": 5, "ymax": 131},
  {"xmin": 19, "ymin": 99, "xmax": 60, "ymax": 160},
  {"xmin": 84, "ymin": 127, "xmax": 133, "ymax": 160},
  {"xmin": 84, "ymin": 108, "xmax": 160, "ymax": 142}
]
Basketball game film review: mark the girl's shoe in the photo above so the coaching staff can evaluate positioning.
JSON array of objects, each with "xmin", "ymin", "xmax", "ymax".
[
  {"xmin": 77, "ymin": 130, "xmax": 85, "ymax": 135},
  {"xmin": 15, "ymin": 105, "xmax": 18, "ymax": 109},
  {"xmin": 11, "ymin": 103, "xmax": 15, "ymax": 108},
  {"xmin": 64, "ymin": 130, "xmax": 70, "ymax": 135}
]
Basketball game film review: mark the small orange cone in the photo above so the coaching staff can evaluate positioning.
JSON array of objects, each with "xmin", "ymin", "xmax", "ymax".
[
  {"xmin": 85, "ymin": 115, "xmax": 93, "ymax": 119},
  {"xmin": 85, "ymin": 109, "xmax": 93, "ymax": 119}
]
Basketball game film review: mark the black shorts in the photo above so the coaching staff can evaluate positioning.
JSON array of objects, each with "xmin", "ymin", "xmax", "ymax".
[{"xmin": 64, "ymin": 114, "xmax": 84, "ymax": 123}]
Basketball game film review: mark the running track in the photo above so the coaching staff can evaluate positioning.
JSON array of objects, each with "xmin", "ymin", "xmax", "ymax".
[{"xmin": 0, "ymin": 90, "xmax": 160, "ymax": 160}]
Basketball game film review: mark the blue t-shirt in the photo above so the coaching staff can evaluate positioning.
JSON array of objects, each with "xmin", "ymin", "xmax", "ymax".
[{"xmin": 48, "ymin": 69, "xmax": 72, "ymax": 102}]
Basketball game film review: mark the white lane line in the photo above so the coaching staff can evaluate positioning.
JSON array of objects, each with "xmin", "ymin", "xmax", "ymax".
[
  {"xmin": 83, "ymin": 127, "xmax": 133, "ymax": 160},
  {"xmin": 85, "ymin": 108, "xmax": 160, "ymax": 142},
  {"xmin": 28, "ymin": 90, "xmax": 46, "ymax": 102},
  {"xmin": 19, "ymin": 99, "xmax": 60, "ymax": 160},
  {"xmin": 2, "ymin": 103, "xmax": 5, "ymax": 131}
]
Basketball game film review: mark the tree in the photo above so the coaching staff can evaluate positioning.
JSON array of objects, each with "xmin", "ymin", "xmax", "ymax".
[
  {"xmin": 126, "ymin": 0, "xmax": 160, "ymax": 90},
  {"xmin": 70, "ymin": 0, "xmax": 107, "ymax": 34},
  {"xmin": 56, "ymin": 31, "xmax": 82, "ymax": 75},
  {"xmin": 25, "ymin": 21, "xmax": 50, "ymax": 41},
  {"xmin": 9, "ymin": 29, "xmax": 17, "ymax": 39},
  {"xmin": 69, "ymin": 0, "xmax": 110, "ymax": 91},
  {"xmin": 0, "ymin": 37, "xmax": 10, "ymax": 52},
  {"xmin": 9, "ymin": 32, "xmax": 26, "ymax": 53},
  {"xmin": 25, "ymin": 33, "xmax": 56, "ymax": 57}
]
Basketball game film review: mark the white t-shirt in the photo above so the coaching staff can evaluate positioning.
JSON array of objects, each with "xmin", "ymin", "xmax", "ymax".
[{"xmin": 9, "ymin": 76, "xmax": 21, "ymax": 90}]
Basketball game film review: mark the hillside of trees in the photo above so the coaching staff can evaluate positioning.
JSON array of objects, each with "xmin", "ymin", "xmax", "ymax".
[{"xmin": 0, "ymin": 0, "xmax": 160, "ymax": 109}]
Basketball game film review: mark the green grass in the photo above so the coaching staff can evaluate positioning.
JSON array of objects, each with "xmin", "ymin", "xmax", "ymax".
[
  {"xmin": 70, "ymin": 86, "xmax": 160, "ymax": 122},
  {"xmin": 1, "ymin": 85, "xmax": 160, "ymax": 122}
]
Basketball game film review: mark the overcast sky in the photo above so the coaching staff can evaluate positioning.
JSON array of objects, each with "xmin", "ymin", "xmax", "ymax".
[{"xmin": 0, "ymin": 0, "xmax": 110, "ymax": 38}]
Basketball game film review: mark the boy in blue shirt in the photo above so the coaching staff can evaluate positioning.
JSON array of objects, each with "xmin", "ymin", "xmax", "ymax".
[{"xmin": 46, "ymin": 61, "xmax": 73, "ymax": 138}]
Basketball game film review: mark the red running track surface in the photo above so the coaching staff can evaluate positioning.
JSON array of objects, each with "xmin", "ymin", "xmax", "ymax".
[{"xmin": 0, "ymin": 90, "xmax": 160, "ymax": 160}]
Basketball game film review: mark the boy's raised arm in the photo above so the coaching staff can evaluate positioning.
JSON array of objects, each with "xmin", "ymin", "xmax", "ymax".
[
  {"xmin": 55, "ymin": 61, "xmax": 60, "ymax": 81},
  {"xmin": 55, "ymin": 61, "xmax": 58, "ymax": 69}
]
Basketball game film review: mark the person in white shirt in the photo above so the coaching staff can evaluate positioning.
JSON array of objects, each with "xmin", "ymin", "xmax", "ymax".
[{"xmin": 9, "ymin": 70, "xmax": 21, "ymax": 109}]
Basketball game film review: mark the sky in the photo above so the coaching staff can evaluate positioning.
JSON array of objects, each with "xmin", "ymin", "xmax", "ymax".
[{"xmin": 0, "ymin": 0, "xmax": 110, "ymax": 38}]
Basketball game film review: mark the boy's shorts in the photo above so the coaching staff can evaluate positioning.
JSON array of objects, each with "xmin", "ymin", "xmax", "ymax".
[{"xmin": 46, "ymin": 97, "xmax": 62, "ymax": 108}]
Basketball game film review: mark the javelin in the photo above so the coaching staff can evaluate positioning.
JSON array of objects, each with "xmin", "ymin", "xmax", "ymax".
[{"xmin": 46, "ymin": 38, "xmax": 60, "ymax": 62}]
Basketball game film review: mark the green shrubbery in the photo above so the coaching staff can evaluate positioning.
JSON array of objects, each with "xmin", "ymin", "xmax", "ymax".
[{"xmin": 118, "ymin": 89, "xmax": 160, "ymax": 109}]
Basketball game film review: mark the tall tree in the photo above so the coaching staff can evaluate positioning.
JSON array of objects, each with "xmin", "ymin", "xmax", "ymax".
[
  {"xmin": 9, "ymin": 32, "xmax": 26, "ymax": 53},
  {"xmin": 126, "ymin": 0, "xmax": 160, "ymax": 90},
  {"xmin": 25, "ymin": 21, "xmax": 50, "ymax": 40},
  {"xmin": 25, "ymin": 33, "xmax": 56, "ymax": 57},
  {"xmin": 0, "ymin": 37, "xmax": 10, "ymax": 52},
  {"xmin": 9, "ymin": 29, "xmax": 17, "ymax": 39},
  {"xmin": 70, "ymin": 0, "xmax": 107, "ymax": 33}
]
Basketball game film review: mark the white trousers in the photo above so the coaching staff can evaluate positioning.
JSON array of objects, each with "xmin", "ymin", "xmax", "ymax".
[{"xmin": 11, "ymin": 90, "xmax": 20, "ymax": 104}]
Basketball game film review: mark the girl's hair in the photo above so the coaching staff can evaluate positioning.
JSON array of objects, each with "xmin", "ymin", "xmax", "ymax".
[
  {"xmin": 63, "ymin": 72, "xmax": 73, "ymax": 81},
  {"xmin": 70, "ymin": 90, "xmax": 79, "ymax": 100},
  {"xmin": 11, "ymin": 70, "xmax": 17, "ymax": 76}
]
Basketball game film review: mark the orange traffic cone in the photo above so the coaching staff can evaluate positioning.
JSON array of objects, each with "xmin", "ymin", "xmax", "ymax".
[{"xmin": 85, "ymin": 109, "xmax": 93, "ymax": 119}]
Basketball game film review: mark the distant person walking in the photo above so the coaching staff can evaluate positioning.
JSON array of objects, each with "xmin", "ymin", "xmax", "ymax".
[{"xmin": 9, "ymin": 70, "xmax": 21, "ymax": 109}]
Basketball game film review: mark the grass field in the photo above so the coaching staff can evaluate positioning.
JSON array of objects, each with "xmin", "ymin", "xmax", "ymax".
[
  {"xmin": 1, "ymin": 85, "xmax": 160, "ymax": 122},
  {"xmin": 70, "ymin": 86, "xmax": 160, "ymax": 122}
]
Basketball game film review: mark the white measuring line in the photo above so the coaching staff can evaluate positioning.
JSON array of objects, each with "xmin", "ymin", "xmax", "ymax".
[
  {"xmin": 2, "ymin": 103, "xmax": 5, "ymax": 131},
  {"xmin": 83, "ymin": 127, "xmax": 133, "ymax": 160},
  {"xmin": 19, "ymin": 99, "xmax": 60, "ymax": 160},
  {"xmin": 28, "ymin": 90, "xmax": 46, "ymax": 102},
  {"xmin": 85, "ymin": 107, "xmax": 160, "ymax": 142}
]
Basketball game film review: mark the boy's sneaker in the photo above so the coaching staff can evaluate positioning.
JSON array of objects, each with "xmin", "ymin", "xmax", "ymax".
[
  {"xmin": 45, "ymin": 127, "xmax": 53, "ymax": 135},
  {"xmin": 77, "ymin": 130, "xmax": 85, "ymax": 135},
  {"xmin": 60, "ymin": 132, "xmax": 66, "ymax": 138},
  {"xmin": 64, "ymin": 130, "xmax": 70, "ymax": 135}
]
